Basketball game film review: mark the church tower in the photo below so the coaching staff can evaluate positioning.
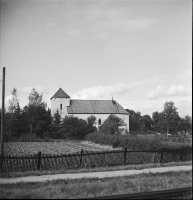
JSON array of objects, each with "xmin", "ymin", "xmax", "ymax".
[{"xmin": 50, "ymin": 88, "xmax": 71, "ymax": 118}]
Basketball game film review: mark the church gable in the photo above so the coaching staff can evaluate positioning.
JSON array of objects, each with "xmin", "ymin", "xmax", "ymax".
[{"xmin": 67, "ymin": 100, "xmax": 129, "ymax": 115}]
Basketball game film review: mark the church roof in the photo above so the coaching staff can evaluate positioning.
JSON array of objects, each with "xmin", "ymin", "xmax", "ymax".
[
  {"xmin": 51, "ymin": 88, "xmax": 71, "ymax": 99},
  {"xmin": 67, "ymin": 100, "xmax": 129, "ymax": 115}
]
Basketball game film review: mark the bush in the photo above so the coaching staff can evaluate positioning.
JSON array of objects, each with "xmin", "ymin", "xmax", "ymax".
[
  {"xmin": 85, "ymin": 130, "xmax": 192, "ymax": 151},
  {"xmin": 60, "ymin": 115, "xmax": 96, "ymax": 139},
  {"xmin": 146, "ymin": 130, "xmax": 155, "ymax": 134},
  {"xmin": 99, "ymin": 114, "xmax": 126, "ymax": 135}
]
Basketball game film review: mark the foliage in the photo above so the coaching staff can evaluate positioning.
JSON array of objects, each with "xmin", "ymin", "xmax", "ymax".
[
  {"xmin": 85, "ymin": 131, "xmax": 192, "ymax": 151},
  {"xmin": 162, "ymin": 101, "xmax": 180, "ymax": 134},
  {"xmin": 87, "ymin": 115, "xmax": 97, "ymax": 126},
  {"xmin": 152, "ymin": 111, "xmax": 166, "ymax": 133},
  {"xmin": 2, "ymin": 88, "xmax": 192, "ymax": 141},
  {"xmin": 125, "ymin": 109, "xmax": 141, "ymax": 132},
  {"xmin": 59, "ymin": 115, "xmax": 90, "ymax": 139},
  {"xmin": 99, "ymin": 114, "xmax": 126, "ymax": 135},
  {"xmin": 179, "ymin": 115, "xmax": 192, "ymax": 134}
]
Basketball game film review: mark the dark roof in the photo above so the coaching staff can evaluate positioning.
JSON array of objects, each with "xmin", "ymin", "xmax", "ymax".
[
  {"xmin": 51, "ymin": 88, "xmax": 71, "ymax": 99},
  {"xmin": 67, "ymin": 100, "xmax": 129, "ymax": 115}
]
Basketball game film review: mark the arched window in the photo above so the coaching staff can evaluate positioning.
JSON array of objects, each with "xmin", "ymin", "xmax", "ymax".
[
  {"xmin": 60, "ymin": 104, "xmax": 62, "ymax": 110},
  {"xmin": 98, "ymin": 118, "xmax": 101, "ymax": 125}
]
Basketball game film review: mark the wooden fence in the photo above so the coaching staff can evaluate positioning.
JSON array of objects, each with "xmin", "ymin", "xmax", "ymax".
[{"xmin": 0, "ymin": 147, "xmax": 192, "ymax": 173}]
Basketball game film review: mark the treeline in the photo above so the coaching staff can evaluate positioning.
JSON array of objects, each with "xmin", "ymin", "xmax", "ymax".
[
  {"xmin": 126, "ymin": 101, "xmax": 192, "ymax": 135},
  {"xmin": 0, "ymin": 88, "xmax": 97, "ymax": 141},
  {"xmin": 0, "ymin": 88, "xmax": 192, "ymax": 141}
]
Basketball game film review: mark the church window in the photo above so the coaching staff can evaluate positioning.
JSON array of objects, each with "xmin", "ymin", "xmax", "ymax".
[
  {"xmin": 98, "ymin": 118, "xmax": 101, "ymax": 125},
  {"xmin": 60, "ymin": 104, "xmax": 62, "ymax": 110}
]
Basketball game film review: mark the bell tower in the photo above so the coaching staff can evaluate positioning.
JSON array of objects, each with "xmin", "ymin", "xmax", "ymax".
[{"xmin": 50, "ymin": 88, "xmax": 71, "ymax": 118}]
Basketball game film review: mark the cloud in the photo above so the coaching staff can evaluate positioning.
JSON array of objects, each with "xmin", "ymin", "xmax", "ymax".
[
  {"xmin": 2, "ymin": 86, "xmax": 52, "ymax": 110},
  {"xmin": 21, "ymin": 85, "xmax": 49, "ymax": 94},
  {"xmin": 71, "ymin": 82, "xmax": 145, "ymax": 100},
  {"xmin": 62, "ymin": 2, "xmax": 159, "ymax": 41},
  {"xmin": 147, "ymin": 85, "xmax": 192, "ymax": 100},
  {"xmin": 117, "ymin": 94, "xmax": 192, "ymax": 117},
  {"xmin": 147, "ymin": 85, "xmax": 165, "ymax": 100},
  {"xmin": 175, "ymin": 68, "xmax": 192, "ymax": 79},
  {"xmin": 167, "ymin": 85, "xmax": 191, "ymax": 96}
]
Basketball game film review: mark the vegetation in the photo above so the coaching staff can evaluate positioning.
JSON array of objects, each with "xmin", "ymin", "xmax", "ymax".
[
  {"xmin": 0, "ymin": 170, "xmax": 192, "ymax": 199},
  {"xmin": 86, "ymin": 131, "xmax": 192, "ymax": 150},
  {"xmin": 0, "ymin": 88, "xmax": 97, "ymax": 141},
  {"xmin": 59, "ymin": 115, "xmax": 96, "ymax": 139},
  {"xmin": 126, "ymin": 101, "xmax": 192, "ymax": 135},
  {"xmin": 0, "ymin": 87, "xmax": 192, "ymax": 141},
  {"xmin": 2, "ymin": 140, "xmax": 191, "ymax": 173},
  {"xmin": 99, "ymin": 114, "xmax": 127, "ymax": 135}
]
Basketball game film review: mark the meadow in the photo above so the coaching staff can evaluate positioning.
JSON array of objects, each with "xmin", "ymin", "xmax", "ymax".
[{"xmin": 0, "ymin": 170, "xmax": 192, "ymax": 199}]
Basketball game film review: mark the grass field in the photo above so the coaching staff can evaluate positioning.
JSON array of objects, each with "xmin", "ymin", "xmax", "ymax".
[{"xmin": 0, "ymin": 170, "xmax": 192, "ymax": 199}]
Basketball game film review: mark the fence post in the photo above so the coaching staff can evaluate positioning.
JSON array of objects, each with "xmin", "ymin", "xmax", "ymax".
[
  {"xmin": 80, "ymin": 149, "xmax": 83, "ymax": 168},
  {"xmin": 124, "ymin": 147, "xmax": 127, "ymax": 165},
  {"xmin": 37, "ymin": 151, "xmax": 41, "ymax": 170},
  {"xmin": 160, "ymin": 150, "xmax": 164, "ymax": 163},
  {"xmin": 180, "ymin": 147, "xmax": 183, "ymax": 161}
]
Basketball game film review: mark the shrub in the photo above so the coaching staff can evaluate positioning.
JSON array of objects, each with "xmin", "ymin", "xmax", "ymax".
[
  {"xmin": 100, "ymin": 114, "xmax": 126, "ymax": 135},
  {"xmin": 60, "ymin": 115, "xmax": 89, "ymax": 139},
  {"xmin": 146, "ymin": 130, "xmax": 155, "ymax": 134}
]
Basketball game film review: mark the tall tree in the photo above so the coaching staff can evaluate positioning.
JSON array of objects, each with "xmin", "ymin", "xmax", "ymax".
[
  {"xmin": 179, "ymin": 115, "xmax": 192, "ymax": 135},
  {"xmin": 8, "ymin": 88, "xmax": 19, "ymax": 136},
  {"xmin": 53, "ymin": 109, "xmax": 62, "ymax": 125},
  {"xmin": 152, "ymin": 111, "xmax": 166, "ymax": 133},
  {"xmin": 25, "ymin": 88, "xmax": 47, "ymax": 137},
  {"xmin": 141, "ymin": 115, "xmax": 153, "ymax": 132},
  {"xmin": 162, "ymin": 101, "xmax": 180, "ymax": 135},
  {"xmin": 125, "ymin": 109, "xmax": 141, "ymax": 132},
  {"xmin": 8, "ymin": 88, "xmax": 19, "ymax": 114}
]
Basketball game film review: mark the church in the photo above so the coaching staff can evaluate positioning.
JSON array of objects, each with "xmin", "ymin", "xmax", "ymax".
[{"xmin": 50, "ymin": 88, "xmax": 129, "ymax": 132}]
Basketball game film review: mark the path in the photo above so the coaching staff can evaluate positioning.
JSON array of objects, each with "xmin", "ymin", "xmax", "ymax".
[{"xmin": 0, "ymin": 165, "xmax": 192, "ymax": 185}]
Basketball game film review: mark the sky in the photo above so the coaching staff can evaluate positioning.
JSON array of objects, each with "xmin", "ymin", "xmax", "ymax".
[{"xmin": 0, "ymin": 0, "xmax": 192, "ymax": 117}]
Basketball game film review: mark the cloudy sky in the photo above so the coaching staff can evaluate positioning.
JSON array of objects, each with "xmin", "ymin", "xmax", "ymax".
[{"xmin": 0, "ymin": 0, "xmax": 192, "ymax": 117}]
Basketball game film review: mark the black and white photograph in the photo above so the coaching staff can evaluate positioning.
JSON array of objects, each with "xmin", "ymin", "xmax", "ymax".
[{"xmin": 0, "ymin": 0, "xmax": 192, "ymax": 199}]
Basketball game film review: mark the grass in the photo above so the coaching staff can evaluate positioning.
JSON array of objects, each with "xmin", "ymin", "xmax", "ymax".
[
  {"xmin": 0, "ymin": 161, "xmax": 191, "ymax": 178},
  {"xmin": 0, "ymin": 170, "xmax": 192, "ymax": 199}
]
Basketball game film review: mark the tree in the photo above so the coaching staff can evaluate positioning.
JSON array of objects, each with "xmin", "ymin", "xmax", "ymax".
[
  {"xmin": 141, "ymin": 115, "xmax": 153, "ymax": 132},
  {"xmin": 152, "ymin": 111, "xmax": 166, "ymax": 133},
  {"xmin": 99, "ymin": 114, "xmax": 125, "ymax": 135},
  {"xmin": 24, "ymin": 88, "xmax": 48, "ymax": 137},
  {"xmin": 162, "ymin": 101, "xmax": 180, "ymax": 135},
  {"xmin": 8, "ymin": 88, "xmax": 19, "ymax": 114},
  {"xmin": 179, "ymin": 115, "xmax": 192, "ymax": 135},
  {"xmin": 49, "ymin": 109, "xmax": 62, "ymax": 138},
  {"xmin": 60, "ymin": 115, "xmax": 89, "ymax": 139},
  {"xmin": 125, "ymin": 109, "xmax": 141, "ymax": 132},
  {"xmin": 87, "ymin": 115, "xmax": 97, "ymax": 126},
  {"xmin": 45, "ymin": 108, "xmax": 53, "ymax": 133},
  {"xmin": 28, "ymin": 88, "xmax": 43, "ymax": 107},
  {"xmin": 53, "ymin": 109, "xmax": 62, "ymax": 125},
  {"xmin": 11, "ymin": 103, "xmax": 28, "ymax": 137},
  {"xmin": 86, "ymin": 115, "xmax": 97, "ymax": 133},
  {"xmin": 8, "ymin": 88, "xmax": 19, "ymax": 136}
]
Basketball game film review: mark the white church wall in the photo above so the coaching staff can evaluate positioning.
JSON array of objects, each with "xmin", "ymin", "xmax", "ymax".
[{"xmin": 51, "ymin": 98, "xmax": 70, "ymax": 117}]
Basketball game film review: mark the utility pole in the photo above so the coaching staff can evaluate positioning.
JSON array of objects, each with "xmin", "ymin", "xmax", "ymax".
[{"xmin": 0, "ymin": 67, "xmax": 5, "ymax": 172}]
